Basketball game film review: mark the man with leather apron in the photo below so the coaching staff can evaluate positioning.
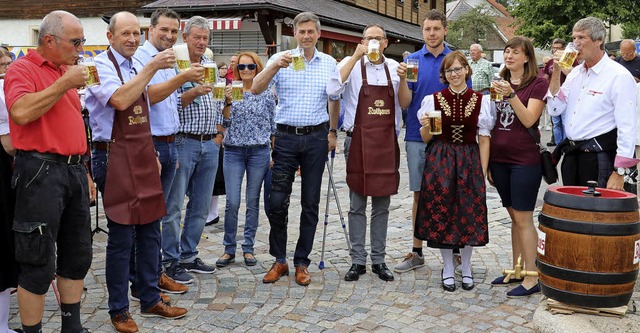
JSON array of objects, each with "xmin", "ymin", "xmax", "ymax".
[
  {"xmin": 326, "ymin": 24, "xmax": 401, "ymax": 282},
  {"xmin": 86, "ymin": 12, "xmax": 187, "ymax": 333}
]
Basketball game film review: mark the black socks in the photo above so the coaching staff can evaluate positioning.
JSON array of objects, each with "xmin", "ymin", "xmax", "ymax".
[{"xmin": 60, "ymin": 302, "xmax": 82, "ymax": 333}]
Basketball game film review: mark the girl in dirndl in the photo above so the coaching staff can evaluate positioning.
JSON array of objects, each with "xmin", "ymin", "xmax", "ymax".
[{"xmin": 414, "ymin": 51, "xmax": 494, "ymax": 292}]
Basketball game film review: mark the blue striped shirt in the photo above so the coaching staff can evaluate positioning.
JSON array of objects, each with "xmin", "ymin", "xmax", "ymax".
[
  {"xmin": 133, "ymin": 41, "xmax": 180, "ymax": 136},
  {"xmin": 176, "ymin": 55, "xmax": 222, "ymax": 135},
  {"xmin": 263, "ymin": 49, "xmax": 338, "ymax": 126}
]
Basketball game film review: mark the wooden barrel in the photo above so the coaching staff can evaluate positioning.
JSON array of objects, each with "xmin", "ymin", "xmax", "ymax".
[{"xmin": 537, "ymin": 185, "xmax": 640, "ymax": 308}]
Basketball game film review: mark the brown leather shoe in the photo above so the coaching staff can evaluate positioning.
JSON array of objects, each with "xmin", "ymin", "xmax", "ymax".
[
  {"xmin": 111, "ymin": 311, "xmax": 139, "ymax": 333},
  {"xmin": 159, "ymin": 272, "xmax": 189, "ymax": 294},
  {"xmin": 140, "ymin": 300, "xmax": 188, "ymax": 319},
  {"xmin": 295, "ymin": 265, "xmax": 311, "ymax": 286},
  {"xmin": 262, "ymin": 262, "xmax": 289, "ymax": 283}
]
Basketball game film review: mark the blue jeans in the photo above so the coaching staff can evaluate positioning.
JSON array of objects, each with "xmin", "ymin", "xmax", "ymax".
[
  {"xmin": 551, "ymin": 115, "xmax": 565, "ymax": 144},
  {"xmin": 222, "ymin": 145, "xmax": 270, "ymax": 255},
  {"xmin": 162, "ymin": 136, "xmax": 219, "ymax": 265},
  {"xmin": 268, "ymin": 128, "xmax": 328, "ymax": 267},
  {"xmin": 154, "ymin": 139, "xmax": 178, "ymax": 203}
]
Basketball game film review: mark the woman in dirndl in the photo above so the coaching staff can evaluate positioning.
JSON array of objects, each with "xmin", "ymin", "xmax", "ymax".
[{"xmin": 414, "ymin": 51, "xmax": 494, "ymax": 292}]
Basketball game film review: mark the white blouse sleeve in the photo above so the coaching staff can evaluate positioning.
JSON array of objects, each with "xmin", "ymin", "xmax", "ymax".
[
  {"xmin": 416, "ymin": 94, "xmax": 435, "ymax": 120},
  {"xmin": 477, "ymin": 95, "xmax": 494, "ymax": 137}
]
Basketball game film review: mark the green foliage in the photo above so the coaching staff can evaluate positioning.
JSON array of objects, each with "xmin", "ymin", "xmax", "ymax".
[
  {"xmin": 447, "ymin": 6, "xmax": 496, "ymax": 50},
  {"xmin": 511, "ymin": 0, "xmax": 640, "ymax": 47},
  {"xmin": 622, "ymin": 22, "xmax": 640, "ymax": 40}
]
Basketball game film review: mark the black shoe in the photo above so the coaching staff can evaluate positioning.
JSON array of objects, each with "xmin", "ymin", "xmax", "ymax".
[
  {"xmin": 546, "ymin": 141, "xmax": 557, "ymax": 147},
  {"xmin": 205, "ymin": 216, "xmax": 219, "ymax": 226},
  {"xmin": 371, "ymin": 263, "xmax": 394, "ymax": 281},
  {"xmin": 461, "ymin": 275, "xmax": 475, "ymax": 291},
  {"xmin": 344, "ymin": 264, "xmax": 366, "ymax": 281},
  {"xmin": 441, "ymin": 269, "xmax": 456, "ymax": 292}
]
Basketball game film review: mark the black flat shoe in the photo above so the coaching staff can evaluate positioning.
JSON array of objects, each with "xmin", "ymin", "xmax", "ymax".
[
  {"xmin": 372, "ymin": 263, "xmax": 394, "ymax": 281},
  {"xmin": 205, "ymin": 216, "xmax": 219, "ymax": 226},
  {"xmin": 243, "ymin": 253, "xmax": 258, "ymax": 266},
  {"xmin": 461, "ymin": 275, "xmax": 474, "ymax": 291},
  {"xmin": 344, "ymin": 264, "xmax": 366, "ymax": 281},
  {"xmin": 441, "ymin": 269, "xmax": 456, "ymax": 292},
  {"xmin": 215, "ymin": 253, "xmax": 235, "ymax": 267}
]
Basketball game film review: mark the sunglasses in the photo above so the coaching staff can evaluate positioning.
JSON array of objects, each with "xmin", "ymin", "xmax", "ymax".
[
  {"xmin": 51, "ymin": 34, "xmax": 86, "ymax": 47},
  {"xmin": 237, "ymin": 64, "xmax": 256, "ymax": 70}
]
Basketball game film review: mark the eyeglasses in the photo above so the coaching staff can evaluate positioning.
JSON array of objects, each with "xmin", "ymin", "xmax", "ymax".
[
  {"xmin": 444, "ymin": 66, "xmax": 465, "ymax": 75},
  {"xmin": 0, "ymin": 61, "xmax": 11, "ymax": 68},
  {"xmin": 363, "ymin": 36, "xmax": 386, "ymax": 41},
  {"xmin": 237, "ymin": 64, "xmax": 257, "ymax": 70},
  {"xmin": 51, "ymin": 34, "xmax": 86, "ymax": 47}
]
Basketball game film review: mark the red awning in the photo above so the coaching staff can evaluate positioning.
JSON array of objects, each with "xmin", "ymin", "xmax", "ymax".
[{"xmin": 180, "ymin": 17, "xmax": 242, "ymax": 31}]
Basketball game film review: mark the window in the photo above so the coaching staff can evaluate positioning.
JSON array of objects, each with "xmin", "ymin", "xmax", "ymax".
[
  {"xmin": 412, "ymin": 0, "xmax": 419, "ymax": 11},
  {"xmin": 210, "ymin": 31, "xmax": 266, "ymax": 55},
  {"xmin": 30, "ymin": 27, "xmax": 39, "ymax": 45}
]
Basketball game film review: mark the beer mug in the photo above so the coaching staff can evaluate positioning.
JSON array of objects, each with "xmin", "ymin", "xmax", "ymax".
[
  {"xmin": 367, "ymin": 39, "xmax": 381, "ymax": 62},
  {"xmin": 290, "ymin": 48, "xmax": 305, "ymax": 72},
  {"xmin": 231, "ymin": 80, "xmax": 243, "ymax": 101},
  {"xmin": 173, "ymin": 43, "xmax": 190, "ymax": 72},
  {"xmin": 405, "ymin": 58, "xmax": 419, "ymax": 83},
  {"xmin": 212, "ymin": 79, "xmax": 226, "ymax": 102},
  {"xmin": 490, "ymin": 76, "xmax": 504, "ymax": 102},
  {"xmin": 428, "ymin": 110, "xmax": 442, "ymax": 135},
  {"xmin": 203, "ymin": 59, "xmax": 217, "ymax": 85},
  {"xmin": 559, "ymin": 42, "xmax": 578, "ymax": 70},
  {"xmin": 79, "ymin": 56, "xmax": 100, "ymax": 87}
]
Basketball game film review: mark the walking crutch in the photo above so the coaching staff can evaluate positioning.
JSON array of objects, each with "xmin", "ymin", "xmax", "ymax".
[{"xmin": 319, "ymin": 150, "xmax": 351, "ymax": 270}]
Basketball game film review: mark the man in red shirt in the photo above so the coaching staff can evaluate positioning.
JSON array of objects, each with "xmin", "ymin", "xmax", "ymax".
[
  {"xmin": 225, "ymin": 54, "xmax": 238, "ymax": 83},
  {"xmin": 3, "ymin": 10, "xmax": 94, "ymax": 333}
]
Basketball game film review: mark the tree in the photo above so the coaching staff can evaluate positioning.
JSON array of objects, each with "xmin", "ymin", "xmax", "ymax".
[
  {"xmin": 511, "ymin": 0, "xmax": 640, "ymax": 47},
  {"xmin": 447, "ymin": 6, "xmax": 496, "ymax": 50},
  {"xmin": 622, "ymin": 22, "xmax": 640, "ymax": 40}
]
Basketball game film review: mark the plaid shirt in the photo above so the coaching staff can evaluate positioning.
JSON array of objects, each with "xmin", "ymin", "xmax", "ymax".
[
  {"xmin": 176, "ymin": 55, "xmax": 222, "ymax": 135},
  {"xmin": 264, "ymin": 48, "xmax": 338, "ymax": 126},
  {"xmin": 469, "ymin": 58, "xmax": 494, "ymax": 91}
]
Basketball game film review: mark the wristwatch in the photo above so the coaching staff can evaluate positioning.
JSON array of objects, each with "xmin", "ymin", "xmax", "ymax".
[
  {"xmin": 329, "ymin": 128, "xmax": 338, "ymax": 134},
  {"xmin": 616, "ymin": 167, "xmax": 628, "ymax": 176},
  {"xmin": 506, "ymin": 92, "xmax": 517, "ymax": 99},
  {"xmin": 224, "ymin": 101, "xmax": 232, "ymax": 107}
]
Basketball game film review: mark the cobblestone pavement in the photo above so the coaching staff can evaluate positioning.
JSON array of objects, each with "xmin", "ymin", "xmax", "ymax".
[{"xmin": 8, "ymin": 128, "xmax": 640, "ymax": 332}]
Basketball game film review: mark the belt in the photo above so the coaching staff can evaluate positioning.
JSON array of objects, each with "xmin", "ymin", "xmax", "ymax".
[
  {"xmin": 92, "ymin": 141, "xmax": 110, "ymax": 151},
  {"xmin": 153, "ymin": 135, "xmax": 176, "ymax": 143},
  {"xmin": 277, "ymin": 123, "xmax": 326, "ymax": 136},
  {"xmin": 178, "ymin": 132, "xmax": 215, "ymax": 141},
  {"xmin": 20, "ymin": 150, "xmax": 88, "ymax": 165}
]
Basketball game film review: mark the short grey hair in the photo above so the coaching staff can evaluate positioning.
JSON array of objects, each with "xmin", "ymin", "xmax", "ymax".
[
  {"xmin": 184, "ymin": 16, "xmax": 209, "ymax": 36},
  {"xmin": 552, "ymin": 38, "xmax": 567, "ymax": 48},
  {"xmin": 363, "ymin": 24, "xmax": 386, "ymax": 38},
  {"xmin": 38, "ymin": 10, "xmax": 80, "ymax": 46},
  {"xmin": 573, "ymin": 16, "xmax": 606, "ymax": 51},
  {"xmin": 293, "ymin": 12, "xmax": 321, "ymax": 33},
  {"xmin": 470, "ymin": 43, "xmax": 483, "ymax": 52}
]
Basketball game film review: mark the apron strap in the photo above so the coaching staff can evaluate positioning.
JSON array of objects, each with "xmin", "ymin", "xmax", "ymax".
[
  {"xmin": 383, "ymin": 62, "xmax": 393, "ymax": 98},
  {"xmin": 359, "ymin": 58, "xmax": 369, "ymax": 96}
]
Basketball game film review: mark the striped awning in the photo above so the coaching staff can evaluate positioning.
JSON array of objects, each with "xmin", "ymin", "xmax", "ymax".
[{"xmin": 180, "ymin": 17, "xmax": 242, "ymax": 31}]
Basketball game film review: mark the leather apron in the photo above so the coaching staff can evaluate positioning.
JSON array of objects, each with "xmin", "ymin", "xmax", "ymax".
[
  {"xmin": 103, "ymin": 49, "xmax": 166, "ymax": 225},
  {"xmin": 346, "ymin": 59, "xmax": 400, "ymax": 196}
]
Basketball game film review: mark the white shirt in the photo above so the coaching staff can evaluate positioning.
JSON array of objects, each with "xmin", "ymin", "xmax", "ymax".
[
  {"xmin": 637, "ymin": 82, "xmax": 640, "ymax": 146},
  {"xmin": 0, "ymin": 80, "xmax": 9, "ymax": 135},
  {"xmin": 326, "ymin": 56, "xmax": 402, "ymax": 134},
  {"xmin": 417, "ymin": 90, "xmax": 494, "ymax": 137},
  {"xmin": 547, "ymin": 54, "xmax": 638, "ymax": 167}
]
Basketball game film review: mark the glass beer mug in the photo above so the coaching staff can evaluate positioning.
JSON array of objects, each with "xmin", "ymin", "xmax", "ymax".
[{"xmin": 367, "ymin": 39, "xmax": 380, "ymax": 62}]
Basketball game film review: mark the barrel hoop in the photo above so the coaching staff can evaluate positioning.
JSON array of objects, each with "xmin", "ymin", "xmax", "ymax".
[
  {"xmin": 539, "ymin": 283, "xmax": 633, "ymax": 308},
  {"xmin": 538, "ymin": 214, "xmax": 640, "ymax": 236},
  {"xmin": 537, "ymin": 260, "xmax": 639, "ymax": 284},
  {"xmin": 544, "ymin": 190, "xmax": 638, "ymax": 212}
]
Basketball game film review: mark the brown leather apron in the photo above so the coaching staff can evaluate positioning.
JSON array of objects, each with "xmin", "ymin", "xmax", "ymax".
[
  {"xmin": 102, "ymin": 49, "xmax": 166, "ymax": 225},
  {"xmin": 346, "ymin": 59, "xmax": 400, "ymax": 196}
]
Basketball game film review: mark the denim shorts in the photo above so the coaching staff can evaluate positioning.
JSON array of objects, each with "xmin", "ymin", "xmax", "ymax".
[
  {"xmin": 405, "ymin": 141, "xmax": 427, "ymax": 192},
  {"xmin": 12, "ymin": 152, "xmax": 92, "ymax": 294},
  {"xmin": 489, "ymin": 162, "xmax": 542, "ymax": 211}
]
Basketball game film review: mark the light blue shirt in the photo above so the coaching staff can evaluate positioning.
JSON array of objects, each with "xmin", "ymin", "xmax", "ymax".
[
  {"xmin": 133, "ymin": 41, "xmax": 180, "ymax": 136},
  {"xmin": 263, "ymin": 48, "xmax": 339, "ymax": 126},
  {"xmin": 86, "ymin": 48, "xmax": 143, "ymax": 142}
]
